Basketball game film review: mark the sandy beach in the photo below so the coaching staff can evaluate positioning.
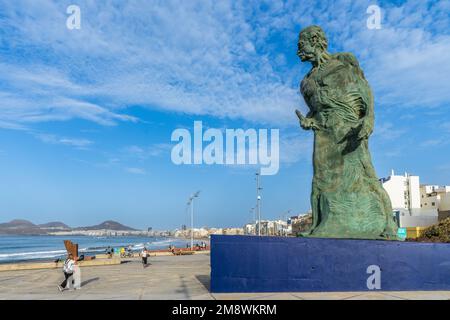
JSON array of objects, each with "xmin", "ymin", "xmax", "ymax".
[{"xmin": 1, "ymin": 253, "xmax": 450, "ymax": 300}]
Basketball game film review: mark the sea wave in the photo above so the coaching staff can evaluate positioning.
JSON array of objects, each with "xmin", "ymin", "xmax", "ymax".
[
  {"xmin": 131, "ymin": 243, "xmax": 145, "ymax": 250},
  {"xmin": 0, "ymin": 249, "xmax": 67, "ymax": 260},
  {"xmin": 0, "ymin": 236, "xmax": 191, "ymax": 263},
  {"xmin": 148, "ymin": 239, "xmax": 180, "ymax": 246},
  {"xmin": 79, "ymin": 247, "xmax": 107, "ymax": 253}
]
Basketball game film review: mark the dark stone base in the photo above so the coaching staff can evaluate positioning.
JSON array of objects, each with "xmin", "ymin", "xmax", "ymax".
[{"xmin": 210, "ymin": 235, "xmax": 450, "ymax": 293}]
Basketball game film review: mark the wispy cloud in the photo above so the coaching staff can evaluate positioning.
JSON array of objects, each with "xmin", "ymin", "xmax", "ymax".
[
  {"xmin": 372, "ymin": 122, "xmax": 406, "ymax": 141},
  {"xmin": 0, "ymin": 0, "xmax": 301, "ymax": 128},
  {"xmin": 123, "ymin": 143, "xmax": 172, "ymax": 160},
  {"xmin": 419, "ymin": 138, "xmax": 448, "ymax": 148},
  {"xmin": 279, "ymin": 132, "xmax": 312, "ymax": 165},
  {"xmin": 34, "ymin": 133, "xmax": 93, "ymax": 148},
  {"xmin": 0, "ymin": 0, "xmax": 449, "ymax": 131},
  {"xmin": 125, "ymin": 167, "xmax": 147, "ymax": 175}
]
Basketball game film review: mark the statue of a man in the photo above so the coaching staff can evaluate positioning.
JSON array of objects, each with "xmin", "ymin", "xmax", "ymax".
[{"xmin": 295, "ymin": 25, "xmax": 398, "ymax": 240}]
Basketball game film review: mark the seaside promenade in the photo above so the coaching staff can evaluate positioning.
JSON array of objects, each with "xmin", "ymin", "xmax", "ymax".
[{"xmin": 1, "ymin": 253, "xmax": 450, "ymax": 300}]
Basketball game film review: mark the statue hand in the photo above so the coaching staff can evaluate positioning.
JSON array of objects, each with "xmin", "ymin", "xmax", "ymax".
[{"xmin": 295, "ymin": 109, "xmax": 319, "ymax": 130}]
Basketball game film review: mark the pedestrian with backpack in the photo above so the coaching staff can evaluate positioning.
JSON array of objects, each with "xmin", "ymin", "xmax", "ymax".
[{"xmin": 58, "ymin": 253, "xmax": 75, "ymax": 291}]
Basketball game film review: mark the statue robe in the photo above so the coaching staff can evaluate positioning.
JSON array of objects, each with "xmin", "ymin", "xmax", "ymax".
[{"xmin": 300, "ymin": 53, "xmax": 398, "ymax": 239}]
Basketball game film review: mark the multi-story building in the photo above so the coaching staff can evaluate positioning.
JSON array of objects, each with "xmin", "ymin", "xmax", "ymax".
[
  {"xmin": 243, "ymin": 219, "xmax": 291, "ymax": 236},
  {"xmin": 380, "ymin": 170, "xmax": 422, "ymax": 215},
  {"xmin": 380, "ymin": 170, "xmax": 438, "ymax": 228},
  {"xmin": 290, "ymin": 214, "xmax": 312, "ymax": 235},
  {"xmin": 420, "ymin": 185, "xmax": 450, "ymax": 220},
  {"xmin": 244, "ymin": 223, "xmax": 255, "ymax": 235}
]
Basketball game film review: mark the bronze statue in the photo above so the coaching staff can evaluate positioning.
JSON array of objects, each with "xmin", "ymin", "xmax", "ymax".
[{"xmin": 295, "ymin": 26, "xmax": 398, "ymax": 240}]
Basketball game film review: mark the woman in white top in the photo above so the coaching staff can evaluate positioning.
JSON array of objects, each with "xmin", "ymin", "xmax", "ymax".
[{"xmin": 58, "ymin": 253, "xmax": 75, "ymax": 291}]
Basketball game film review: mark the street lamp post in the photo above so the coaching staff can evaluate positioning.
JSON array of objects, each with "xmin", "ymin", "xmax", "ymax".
[
  {"xmin": 255, "ymin": 171, "xmax": 262, "ymax": 236},
  {"xmin": 187, "ymin": 191, "xmax": 200, "ymax": 250},
  {"xmin": 249, "ymin": 207, "xmax": 256, "ymax": 235}
]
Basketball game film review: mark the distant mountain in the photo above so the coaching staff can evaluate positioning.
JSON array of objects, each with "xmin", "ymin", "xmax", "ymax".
[
  {"xmin": 75, "ymin": 220, "xmax": 137, "ymax": 231},
  {"xmin": 0, "ymin": 219, "xmax": 46, "ymax": 235},
  {"xmin": 38, "ymin": 222, "xmax": 71, "ymax": 230},
  {"xmin": 0, "ymin": 219, "xmax": 137, "ymax": 235},
  {"xmin": 0, "ymin": 219, "xmax": 36, "ymax": 228}
]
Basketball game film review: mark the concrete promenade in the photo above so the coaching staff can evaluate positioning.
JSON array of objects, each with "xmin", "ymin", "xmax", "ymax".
[
  {"xmin": 1, "ymin": 253, "xmax": 450, "ymax": 300},
  {"xmin": 0, "ymin": 257, "xmax": 122, "ymax": 272}
]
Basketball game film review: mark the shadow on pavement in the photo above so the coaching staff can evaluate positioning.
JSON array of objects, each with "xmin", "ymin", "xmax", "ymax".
[
  {"xmin": 195, "ymin": 274, "xmax": 210, "ymax": 292},
  {"xmin": 81, "ymin": 277, "xmax": 100, "ymax": 287}
]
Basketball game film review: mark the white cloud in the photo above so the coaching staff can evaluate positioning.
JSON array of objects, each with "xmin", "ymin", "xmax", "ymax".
[
  {"xmin": 279, "ymin": 132, "xmax": 312, "ymax": 165},
  {"xmin": 372, "ymin": 122, "xmax": 406, "ymax": 141},
  {"xmin": 0, "ymin": 0, "xmax": 302, "ymax": 129},
  {"xmin": 123, "ymin": 143, "xmax": 172, "ymax": 160},
  {"xmin": 125, "ymin": 167, "xmax": 147, "ymax": 175},
  {"xmin": 0, "ymin": 119, "xmax": 28, "ymax": 130},
  {"xmin": 0, "ymin": 0, "xmax": 448, "ymax": 131},
  {"xmin": 419, "ymin": 139, "xmax": 447, "ymax": 148},
  {"xmin": 34, "ymin": 133, "xmax": 93, "ymax": 148}
]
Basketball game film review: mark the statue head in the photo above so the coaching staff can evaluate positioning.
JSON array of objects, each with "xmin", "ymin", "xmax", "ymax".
[{"xmin": 297, "ymin": 25, "xmax": 328, "ymax": 63}]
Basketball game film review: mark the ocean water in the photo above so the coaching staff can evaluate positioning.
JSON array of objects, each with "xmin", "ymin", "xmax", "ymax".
[{"xmin": 0, "ymin": 235, "xmax": 196, "ymax": 264}]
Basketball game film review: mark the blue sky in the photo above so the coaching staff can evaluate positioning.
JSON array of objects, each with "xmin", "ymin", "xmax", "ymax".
[{"xmin": 0, "ymin": 0, "xmax": 449, "ymax": 229}]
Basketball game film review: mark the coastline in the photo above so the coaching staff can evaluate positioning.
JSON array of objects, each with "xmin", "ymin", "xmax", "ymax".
[
  {"xmin": 0, "ymin": 234, "xmax": 209, "ymax": 265},
  {"xmin": 0, "ymin": 246, "xmax": 210, "ymax": 272}
]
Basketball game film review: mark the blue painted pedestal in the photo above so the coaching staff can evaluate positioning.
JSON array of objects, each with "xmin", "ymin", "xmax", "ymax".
[{"xmin": 210, "ymin": 235, "xmax": 450, "ymax": 293}]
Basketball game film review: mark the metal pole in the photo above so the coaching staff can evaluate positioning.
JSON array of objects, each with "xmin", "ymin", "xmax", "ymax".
[
  {"xmin": 187, "ymin": 191, "xmax": 200, "ymax": 251},
  {"xmin": 253, "ymin": 208, "xmax": 256, "ymax": 235},
  {"xmin": 191, "ymin": 198, "xmax": 194, "ymax": 250},
  {"xmin": 256, "ymin": 171, "xmax": 261, "ymax": 236},
  {"xmin": 249, "ymin": 207, "xmax": 255, "ymax": 235}
]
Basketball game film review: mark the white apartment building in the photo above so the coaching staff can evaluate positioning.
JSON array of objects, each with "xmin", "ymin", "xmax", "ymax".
[
  {"xmin": 244, "ymin": 219, "xmax": 291, "ymax": 236},
  {"xmin": 244, "ymin": 223, "xmax": 255, "ymax": 235},
  {"xmin": 420, "ymin": 185, "xmax": 450, "ymax": 213},
  {"xmin": 380, "ymin": 170, "xmax": 438, "ymax": 227},
  {"xmin": 380, "ymin": 170, "xmax": 422, "ymax": 214},
  {"xmin": 271, "ymin": 220, "xmax": 290, "ymax": 236}
]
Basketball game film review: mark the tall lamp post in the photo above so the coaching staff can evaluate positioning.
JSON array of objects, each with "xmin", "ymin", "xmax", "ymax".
[
  {"xmin": 249, "ymin": 207, "xmax": 255, "ymax": 235},
  {"xmin": 187, "ymin": 191, "xmax": 200, "ymax": 250},
  {"xmin": 279, "ymin": 209, "xmax": 291, "ymax": 236},
  {"xmin": 255, "ymin": 171, "xmax": 262, "ymax": 236},
  {"xmin": 282, "ymin": 209, "xmax": 292, "ymax": 223}
]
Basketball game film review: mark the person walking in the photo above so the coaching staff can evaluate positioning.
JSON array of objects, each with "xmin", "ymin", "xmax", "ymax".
[
  {"xmin": 106, "ymin": 246, "xmax": 113, "ymax": 258},
  {"xmin": 141, "ymin": 247, "xmax": 148, "ymax": 268},
  {"xmin": 58, "ymin": 253, "xmax": 75, "ymax": 291}
]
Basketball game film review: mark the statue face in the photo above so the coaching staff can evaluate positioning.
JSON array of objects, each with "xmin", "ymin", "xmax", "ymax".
[{"xmin": 297, "ymin": 34, "xmax": 317, "ymax": 62}]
